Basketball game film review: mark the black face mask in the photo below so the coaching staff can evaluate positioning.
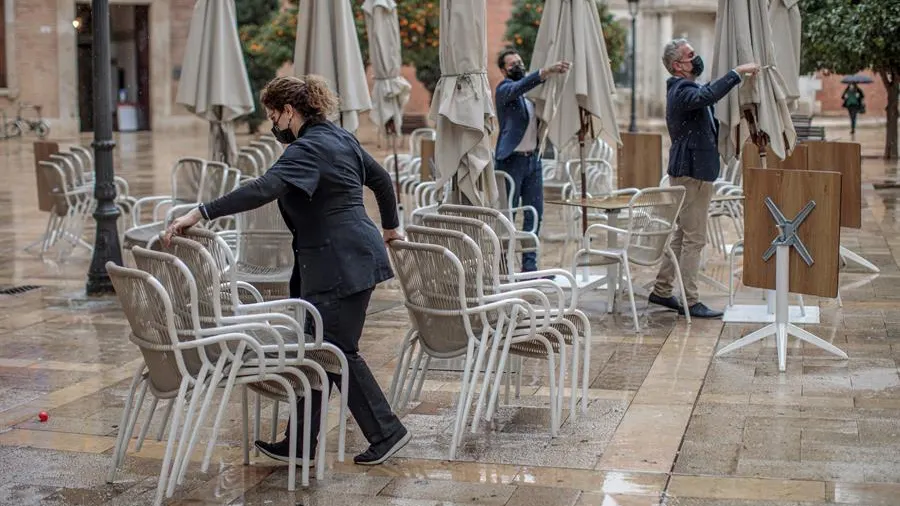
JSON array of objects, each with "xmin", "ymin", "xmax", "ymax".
[
  {"xmin": 507, "ymin": 64, "xmax": 526, "ymax": 81},
  {"xmin": 689, "ymin": 55, "xmax": 704, "ymax": 76},
  {"xmin": 271, "ymin": 113, "xmax": 297, "ymax": 144}
]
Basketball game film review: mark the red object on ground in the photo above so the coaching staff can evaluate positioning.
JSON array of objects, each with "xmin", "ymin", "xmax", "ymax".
[{"xmin": 38, "ymin": 411, "xmax": 49, "ymax": 422}]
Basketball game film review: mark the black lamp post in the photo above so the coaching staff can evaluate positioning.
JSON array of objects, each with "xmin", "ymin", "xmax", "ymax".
[
  {"xmin": 86, "ymin": 0, "xmax": 122, "ymax": 295},
  {"xmin": 627, "ymin": 0, "xmax": 639, "ymax": 133}
]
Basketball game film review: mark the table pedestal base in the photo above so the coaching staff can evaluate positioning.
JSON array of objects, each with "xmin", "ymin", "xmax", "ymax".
[{"xmin": 716, "ymin": 245, "xmax": 845, "ymax": 371}]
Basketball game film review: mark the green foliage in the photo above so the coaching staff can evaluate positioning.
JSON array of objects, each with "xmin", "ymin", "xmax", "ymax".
[
  {"xmin": 503, "ymin": 0, "xmax": 627, "ymax": 72},
  {"xmin": 235, "ymin": 0, "xmax": 281, "ymax": 133},
  {"xmin": 800, "ymin": 0, "xmax": 900, "ymax": 158}
]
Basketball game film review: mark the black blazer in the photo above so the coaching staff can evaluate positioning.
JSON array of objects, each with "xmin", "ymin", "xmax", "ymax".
[
  {"xmin": 665, "ymin": 70, "xmax": 741, "ymax": 182},
  {"xmin": 204, "ymin": 120, "xmax": 398, "ymax": 303}
]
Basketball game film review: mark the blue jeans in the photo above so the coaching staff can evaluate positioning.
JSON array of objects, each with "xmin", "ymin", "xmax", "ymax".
[{"xmin": 497, "ymin": 152, "xmax": 543, "ymax": 272}]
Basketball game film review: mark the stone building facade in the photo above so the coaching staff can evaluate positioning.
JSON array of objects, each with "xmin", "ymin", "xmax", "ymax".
[
  {"xmin": 0, "ymin": 0, "xmax": 887, "ymax": 140},
  {"xmin": 0, "ymin": 0, "xmax": 201, "ymax": 139}
]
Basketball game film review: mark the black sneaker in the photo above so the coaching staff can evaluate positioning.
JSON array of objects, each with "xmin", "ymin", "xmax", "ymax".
[
  {"xmin": 254, "ymin": 438, "xmax": 316, "ymax": 464},
  {"xmin": 688, "ymin": 302, "xmax": 724, "ymax": 319},
  {"xmin": 648, "ymin": 292, "xmax": 684, "ymax": 312},
  {"xmin": 353, "ymin": 427, "xmax": 411, "ymax": 466}
]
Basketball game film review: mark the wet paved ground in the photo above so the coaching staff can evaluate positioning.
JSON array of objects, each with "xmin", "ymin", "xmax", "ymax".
[{"xmin": 1, "ymin": 119, "xmax": 900, "ymax": 505}]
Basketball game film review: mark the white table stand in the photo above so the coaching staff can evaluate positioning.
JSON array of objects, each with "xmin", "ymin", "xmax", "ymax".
[{"xmin": 716, "ymin": 198, "xmax": 847, "ymax": 371}]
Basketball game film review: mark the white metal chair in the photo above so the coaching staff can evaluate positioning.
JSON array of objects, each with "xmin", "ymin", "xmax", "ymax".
[
  {"xmin": 130, "ymin": 246, "xmax": 325, "ymax": 493},
  {"xmin": 106, "ymin": 262, "xmax": 313, "ymax": 504},
  {"xmin": 168, "ymin": 228, "xmax": 349, "ymax": 465},
  {"xmin": 124, "ymin": 158, "xmax": 240, "ymax": 250},
  {"xmin": 574, "ymin": 186, "xmax": 691, "ymax": 332},
  {"xmin": 27, "ymin": 160, "xmax": 95, "ymax": 258},
  {"xmin": 388, "ymin": 239, "xmax": 556, "ymax": 459}
]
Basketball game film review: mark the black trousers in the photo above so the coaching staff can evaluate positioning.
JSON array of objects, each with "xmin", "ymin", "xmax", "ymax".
[
  {"xmin": 284, "ymin": 287, "xmax": 403, "ymax": 449},
  {"xmin": 849, "ymin": 109, "xmax": 859, "ymax": 133}
]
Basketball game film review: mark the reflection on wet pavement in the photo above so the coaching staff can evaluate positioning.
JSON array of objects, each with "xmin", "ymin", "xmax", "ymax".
[{"xmin": 1, "ymin": 120, "xmax": 900, "ymax": 505}]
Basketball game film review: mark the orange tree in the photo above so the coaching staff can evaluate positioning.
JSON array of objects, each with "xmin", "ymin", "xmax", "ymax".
[
  {"xmin": 504, "ymin": 0, "xmax": 626, "ymax": 72},
  {"xmin": 246, "ymin": 1, "xmax": 442, "ymax": 100}
]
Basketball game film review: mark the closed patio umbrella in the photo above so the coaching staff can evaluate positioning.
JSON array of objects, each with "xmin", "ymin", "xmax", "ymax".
[
  {"xmin": 363, "ymin": 0, "xmax": 411, "ymax": 134},
  {"xmin": 528, "ymin": 0, "xmax": 620, "ymax": 151},
  {"xmin": 176, "ymin": 0, "xmax": 254, "ymax": 166},
  {"xmin": 528, "ymin": 0, "xmax": 620, "ymax": 232},
  {"xmin": 712, "ymin": 0, "xmax": 796, "ymax": 164},
  {"xmin": 294, "ymin": 0, "xmax": 371, "ymax": 133},
  {"xmin": 363, "ymin": 0, "xmax": 412, "ymax": 210},
  {"xmin": 429, "ymin": 0, "xmax": 497, "ymax": 206},
  {"xmin": 768, "ymin": 0, "xmax": 802, "ymax": 108}
]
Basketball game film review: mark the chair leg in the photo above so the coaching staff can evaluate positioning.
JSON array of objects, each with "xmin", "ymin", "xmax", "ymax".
[
  {"xmin": 668, "ymin": 247, "xmax": 692, "ymax": 325},
  {"xmin": 728, "ymin": 241, "xmax": 743, "ymax": 308},
  {"xmin": 167, "ymin": 367, "xmax": 210, "ymax": 498},
  {"xmin": 449, "ymin": 339, "xmax": 478, "ymax": 460},
  {"xmin": 471, "ymin": 324, "xmax": 505, "ymax": 432},
  {"xmin": 117, "ymin": 380, "xmax": 148, "ymax": 467},
  {"xmin": 241, "ymin": 386, "xmax": 250, "ymax": 466},
  {"xmin": 153, "ymin": 380, "xmax": 189, "ymax": 506},
  {"xmin": 155, "ymin": 399, "xmax": 174, "ymax": 442},
  {"xmin": 270, "ymin": 402, "xmax": 280, "ymax": 442},
  {"xmin": 568, "ymin": 329, "xmax": 580, "ymax": 420},
  {"xmin": 108, "ymin": 365, "xmax": 144, "ymax": 483},
  {"xmin": 399, "ymin": 347, "xmax": 425, "ymax": 410},
  {"xmin": 253, "ymin": 393, "xmax": 261, "ymax": 456},
  {"xmin": 178, "ymin": 358, "xmax": 229, "ymax": 484},
  {"xmin": 134, "ymin": 396, "xmax": 158, "ymax": 452},
  {"xmin": 389, "ymin": 330, "xmax": 416, "ymax": 406},
  {"xmin": 413, "ymin": 355, "xmax": 431, "ymax": 402},
  {"xmin": 621, "ymin": 258, "xmax": 640, "ymax": 333},
  {"xmin": 515, "ymin": 356, "xmax": 523, "ymax": 399}
]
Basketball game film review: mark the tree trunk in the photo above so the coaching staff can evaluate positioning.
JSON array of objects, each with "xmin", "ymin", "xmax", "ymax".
[{"xmin": 881, "ymin": 71, "xmax": 898, "ymax": 160}]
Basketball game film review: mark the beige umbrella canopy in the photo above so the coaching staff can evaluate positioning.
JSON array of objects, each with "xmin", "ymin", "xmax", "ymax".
[
  {"xmin": 294, "ymin": 0, "xmax": 371, "ymax": 133},
  {"xmin": 176, "ymin": 0, "xmax": 254, "ymax": 166},
  {"xmin": 363, "ymin": 0, "xmax": 412, "ymax": 133},
  {"xmin": 712, "ymin": 0, "xmax": 796, "ymax": 162},
  {"xmin": 528, "ymin": 0, "xmax": 620, "ymax": 151},
  {"xmin": 768, "ymin": 0, "xmax": 802, "ymax": 108},
  {"xmin": 429, "ymin": 0, "xmax": 497, "ymax": 206}
]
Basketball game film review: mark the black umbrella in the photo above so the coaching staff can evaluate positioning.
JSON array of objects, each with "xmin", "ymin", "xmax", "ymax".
[{"xmin": 841, "ymin": 74, "xmax": 874, "ymax": 84}]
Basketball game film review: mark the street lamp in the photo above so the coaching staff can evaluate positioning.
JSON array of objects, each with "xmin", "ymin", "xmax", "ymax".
[
  {"xmin": 86, "ymin": 0, "xmax": 122, "ymax": 295},
  {"xmin": 627, "ymin": 0, "xmax": 639, "ymax": 133}
]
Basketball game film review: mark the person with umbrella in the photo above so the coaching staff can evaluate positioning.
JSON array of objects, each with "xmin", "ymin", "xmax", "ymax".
[
  {"xmin": 494, "ymin": 48, "xmax": 570, "ymax": 272},
  {"xmin": 648, "ymin": 38, "xmax": 759, "ymax": 319},
  {"xmin": 164, "ymin": 75, "xmax": 411, "ymax": 466},
  {"xmin": 842, "ymin": 82, "xmax": 866, "ymax": 135}
]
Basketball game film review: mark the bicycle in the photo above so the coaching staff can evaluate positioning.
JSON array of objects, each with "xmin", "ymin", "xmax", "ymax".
[{"xmin": 4, "ymin": 103, "xmax": 50, "ymax": 139}]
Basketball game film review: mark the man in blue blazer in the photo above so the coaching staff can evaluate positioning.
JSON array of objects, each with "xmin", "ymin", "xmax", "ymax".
[
  {"xmin": 649, "ymin": 39, "xmax": 759, "ymax": 318},
  {"xmin": 495, "ymin": 48, "xmax": 570, "ymax": 272}
]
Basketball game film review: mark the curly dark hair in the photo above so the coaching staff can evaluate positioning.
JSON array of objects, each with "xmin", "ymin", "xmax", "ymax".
[{"xmin": 259, "ymin": 75, "xmax": 339, "ymax": 122}]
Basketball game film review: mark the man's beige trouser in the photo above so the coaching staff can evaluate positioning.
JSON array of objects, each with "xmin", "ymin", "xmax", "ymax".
[{"xmin": 652, "ymin": 176, "xmax": 714, "ymax": 306}]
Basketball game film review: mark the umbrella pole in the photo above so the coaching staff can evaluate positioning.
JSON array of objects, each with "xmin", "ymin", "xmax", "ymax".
[
  {"xmin": 578, "ymin": 108, "xmax": 589, "ymax": 235},
  {"xmin": 387, "ymin": 119, "xmax": 403, "ymax": 227}
]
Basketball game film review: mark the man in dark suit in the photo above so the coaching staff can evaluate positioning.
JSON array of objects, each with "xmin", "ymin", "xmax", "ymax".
[
  {"xmin": 495, "ymin": 48, "xmax": 570, "ymax": 272},
  {"xmin": 648, "ymin": 39, "xmax": 759, "ymax": 318}
]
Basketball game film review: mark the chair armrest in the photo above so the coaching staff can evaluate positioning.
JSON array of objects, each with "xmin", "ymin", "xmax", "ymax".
[
  {"xmin": 132, "ymin": 195, "xmax": 174, "ymax": 227},
  {"xmin": 509, "ymin": 268, "xmax": 581, "ymax": 307},
  {"xmin": 482, "ymin": 288, "xmax": 553, "ymax": 333},
  {"xmin": 232, "ymin": 298, "xmax": 324, "ymax": 347},
  {"xmin": 178, "ymin": 331, "xmax": 272, "ymax": 377}
]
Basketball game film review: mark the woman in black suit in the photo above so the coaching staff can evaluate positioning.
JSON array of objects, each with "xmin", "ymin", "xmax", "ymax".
[{"xmin": 165, "ymin": 75, "xmax": 409, "ymax": 466}]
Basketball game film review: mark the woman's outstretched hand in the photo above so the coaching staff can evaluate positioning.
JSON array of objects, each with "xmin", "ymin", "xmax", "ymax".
[
  {"xmin": 383, "ymin": 228, "xmax": 404, "ymax": 245},
  {"xmin": 164, "ymin": 208, "xmax": 203, "ymax": 246}
]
